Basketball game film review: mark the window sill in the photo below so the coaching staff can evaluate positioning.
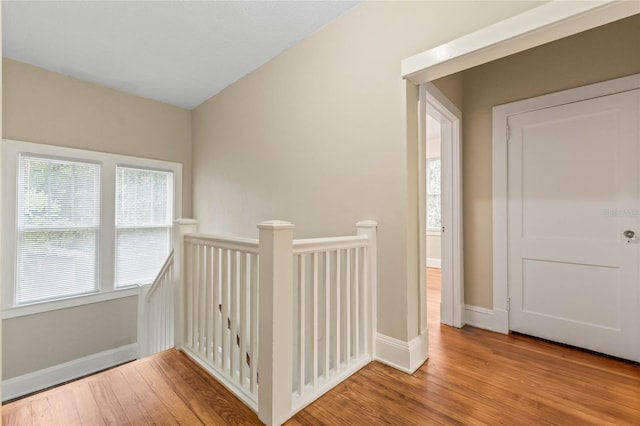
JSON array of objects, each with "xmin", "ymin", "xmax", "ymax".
[
  {"xmin": 2, "ymin": 287, "xmax": 141, "ymax": 320},
  {"xmin": 427, "ymin": 229, "xmax": 441, "ymax": 237}
]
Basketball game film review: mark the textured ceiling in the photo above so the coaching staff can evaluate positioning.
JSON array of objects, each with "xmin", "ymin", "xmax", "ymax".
[{"xmin": 3, "ymin": 1, "xmax": 358, "ymax": 109}]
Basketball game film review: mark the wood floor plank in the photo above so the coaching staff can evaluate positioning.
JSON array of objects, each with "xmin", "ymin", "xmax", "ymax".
[
  {"xmin": 30, "ymin": 396, "xmax": 57, "ymax": 426},
  {"xmin": 69, "ymin": 380, "xmax": 107, "ymax": 426},
  {"xmin": 134, "ymin": 360, "xmax": 205, "ymax": 425},
  {"xmin": 49, "ymin": 387, "xmax": 82, "ymax": 425},
  {"xmin": 88, "ymin": 377, "xmax": 130, "ymax": 425},
  {"xmin": 120, "ymin": 362, "xmax": 178, "ymax": 426},
  {"xmin": 103, "ymin": 367, "xmax": 155, "ymax": 425}
]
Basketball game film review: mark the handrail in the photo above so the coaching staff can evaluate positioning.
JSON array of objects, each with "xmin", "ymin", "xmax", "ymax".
[
  {"xmin": 145, "ymin": 249, "xmax": 174, "ymax": 302},
  {"xmin": 292, "ymin": 234, "xmax": 368, "ymax": 254},
  {"xmin": 184, "ymin": 233, "xmax": 259, "ymax": 254}
]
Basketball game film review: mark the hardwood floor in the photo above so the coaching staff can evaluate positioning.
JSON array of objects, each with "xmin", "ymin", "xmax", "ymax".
[
  {"xmin": 4, "ymin": 267, "xmax": 640, "ymax": 425},
  {"xmin": 2, "ymin": 348, "xmax": 261, "ymax": 425},
  {"xmin": 290, "ymin": 268, "xmax": 640, "ymax": 425}
]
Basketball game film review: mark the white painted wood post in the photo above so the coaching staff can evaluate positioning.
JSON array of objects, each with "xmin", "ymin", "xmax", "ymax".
[
  {"xmin": 172, "ymin": 219, "xmax": 198, "ymax": 351},
  {"xmin": 258, "ymin": 220, "xmax": 294, "ymax": 426},
  {"xmin": 137, "ymin": 284, "xmax": 151, "ymax": 358},
  {"xmin": 356, "ymin": 220, "xmax": 378, "ymax": 358}
]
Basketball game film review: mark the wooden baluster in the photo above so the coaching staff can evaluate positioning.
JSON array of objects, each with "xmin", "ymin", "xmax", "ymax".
[
  {"xmin": 335, "ymin": 250, "xmax": 341, "ymax": 372},
  {"xmin": 221, "ymin": 249, "xmax": 230, "ymax": 372},
  {"xmin": 324, "ymin": 251, "xmax": 331, "ymax": 377},
  {"xmin": 205, "ymin": 247, "xmax": 213, "ymax": 361},
  {"xmin": 213, "ymin": 247, "xmax": 221, "ymax": 367},
  {"xmin": 186, "ymin": 242, "xmax": 194, "ymax": 349},
  {"xmin": 230, "ymin": 250, "xmax": 239, "ymax": 378},
  {"xmin": 298, "ymin": 254, "xmax": 306, "ymax": 395},
  {"xmin": 249, "ymin": 253, "xmax": 258, "ymax": 394},
  {"xmin": 312, "ymin": 252, "xmax": 319, "ymax": 387},
  {"xmin": 240, "ymin": 252, "xmax": 248, "ymax": 387},
  {"xmin": 199, "ymin": 246, "xmax": 206, "ymax": 357},
  {"xmin": 355, "ymin": 247, "xmax": 361, "ymax": 358},
  {"xmin": 346, "ymin": 248, "xmax": 351, "ymax": 363}
]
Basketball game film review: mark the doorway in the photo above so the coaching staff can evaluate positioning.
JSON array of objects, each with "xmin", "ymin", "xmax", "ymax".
[{"xmin": 419, "ymin": 84, "xmax": 463, "ymax": 331}]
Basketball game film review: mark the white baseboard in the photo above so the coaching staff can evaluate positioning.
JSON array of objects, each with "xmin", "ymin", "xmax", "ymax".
[
  {"xmin": 464, "ymin": 305, "xmax": 495, "ymax": 331},
  {"xmin": 2, "ymin": 343, "xmax": 137, "ymax": 402},
  {"xmin": 375, "ymin": 332, "xmax": 428, "ymax": 374},
  {"xmin": 426, "ymin": 258, "xmax": 441, "ymax": 268}
]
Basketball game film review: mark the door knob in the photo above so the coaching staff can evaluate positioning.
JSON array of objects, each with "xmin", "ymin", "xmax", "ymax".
[{"xmin": 624, "ymin": 230, "xmax": 636, "ymax": 243}]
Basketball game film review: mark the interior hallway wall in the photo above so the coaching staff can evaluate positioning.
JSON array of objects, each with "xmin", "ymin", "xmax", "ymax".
[{"xmin": 191, "ymin": 1, "xmax": 543, "ymax": 341}]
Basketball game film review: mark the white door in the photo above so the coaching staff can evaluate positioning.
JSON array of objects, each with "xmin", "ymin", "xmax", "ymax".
[{"xmin": 507, "ymin": 89, "xmax": 640, "ymax": 361}]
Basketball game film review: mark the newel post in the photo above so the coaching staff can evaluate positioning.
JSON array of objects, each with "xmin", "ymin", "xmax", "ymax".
[
  {"xmin": 172, "ymin": 218, "xmax": 198, "ymax": 351},
  {"xmin": 357, "ymin": 220, "xmax": 378, "ymax": 358},
  {"xmin": 258, "ymin": 220, "xmax": 294, "ymax": 426}
]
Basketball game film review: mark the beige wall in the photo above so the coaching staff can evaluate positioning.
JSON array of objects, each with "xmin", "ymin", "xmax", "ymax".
[
  {"xmin": 2, "ymin": 59, "xmax": 192, "ymax": 378},
  {"xmin": 461, "ymin": 14, "xmax": 640, "ymax": 308},
  {"xmin": 3, "ymin": 298, "xmax": 137, "ymax": 378},
  {"xmin": 3, "ymin": 59, "xmax": 192, "ymax": 214},
  {"xmin": 191, "ymin": 1, "xmax": 542, "ymax": 341}
]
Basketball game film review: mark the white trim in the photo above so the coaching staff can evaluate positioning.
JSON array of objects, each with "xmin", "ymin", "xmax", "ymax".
[
  {"xmin": 491, "ymin": 73, "xmax": 640, "ymax": 336},
  {"xmin": 419, "ymin": 83, "xmax": 464, "ymax": 330},
  {"xmin": 426, "ymin": 258, "xmax": 441, "ymax": 269},
  {"xmin": 1, "ymin": 343, "xmax": 137, "ymax": 402},
  {"xmin": 374, "ymin": 332, "xmax": 428, "ymax": 374},
  {"xmin": 2, "ymin": 287, "xmax": 139, "ymax": 319},
  {"xmin": 402, "ymin": 0, "xmax": 639, "ymax": 84},
  {"xmin": 464, "ymin": 305, "xmax": 495, "ymax": 331}
]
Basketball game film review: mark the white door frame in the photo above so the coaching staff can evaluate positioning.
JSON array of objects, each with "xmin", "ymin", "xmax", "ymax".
[
  {"xmin": 402, "ymin": 1, "xmax": 639, "ymax": 84},
  {"xmin": 491, "ymin": 73, "xmax": 640, "ymax": 334},
  {"xmin": 419, "ymin": 83, "xmax": 464, "ymax": 331}
]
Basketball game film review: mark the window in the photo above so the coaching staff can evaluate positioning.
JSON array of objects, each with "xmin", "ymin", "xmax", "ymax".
[
  {"xmin": 2, "ymin": 140, "xmax": 182, "ymax": 317},
  {"xmin": 17, "ymin": 156, "xmax": 101, "ymax": 304},
  {"xmin": 115, "ymin": 167, "xmax": 173, "ymax": 287},
  {"xmin": 427, "ymin": 158, "xmax": 441, "ymax": 231}
]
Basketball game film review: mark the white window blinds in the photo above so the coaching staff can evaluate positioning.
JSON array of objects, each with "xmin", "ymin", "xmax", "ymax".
[
  {"xmin": 17, "ymin": 155, "xmax": 101, "ymax": 304},
  {"xmin": 115, "ymin": 166, "xmax": 173, "ymax": 287}
]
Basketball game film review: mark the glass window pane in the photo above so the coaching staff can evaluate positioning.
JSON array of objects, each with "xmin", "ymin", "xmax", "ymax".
[
  {"xmin": 427, "ymin": 194, "xmax": 441, "ymax": 230},
  {"xmin": 16, "ymin": 156, "xmax": 100, "ymax": 304},
  {"xmin": 116, "ymin": 167, "xmax": 173, "ymax": 226},
  {"xmin": 115, "ymin": 227, "xmax": 170, "ymax": 287},
  {"xmin": 115, "ymin": 166, "xmax": 173, "ymax": 287},
  {"xmin": 427, "ymin": 158, "xmax": 441, "ymax": 195},
  {"xmin": 18, "ymin": 156, "xmax": 100, "ymax": 228}
]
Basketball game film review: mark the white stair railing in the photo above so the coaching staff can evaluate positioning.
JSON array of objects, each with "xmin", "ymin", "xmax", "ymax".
[
  {"xmin": 142, "ymin": 218, "xmax": 377, "ymax": 426},
  {"xmin": 137, "ymin": 249, "xmax": 175, "ymax": 358},
  {"xmin": 290, "ymin": 221, "xmax": 377, "ymax": 413},
  {"xmin": 181, "ymin": 233, "xmax": 260, "ymax": 409}
]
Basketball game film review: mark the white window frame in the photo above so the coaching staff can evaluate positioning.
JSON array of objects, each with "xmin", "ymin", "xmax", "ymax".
[{"xmin": 2, "ymin": 139, "xmax": 182, "ymax": 319}]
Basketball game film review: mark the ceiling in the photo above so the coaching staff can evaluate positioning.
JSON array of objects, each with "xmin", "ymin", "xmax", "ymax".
[{"xmin": 3, "ymin": 1, "xmax": 358, "ymax": 110}]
